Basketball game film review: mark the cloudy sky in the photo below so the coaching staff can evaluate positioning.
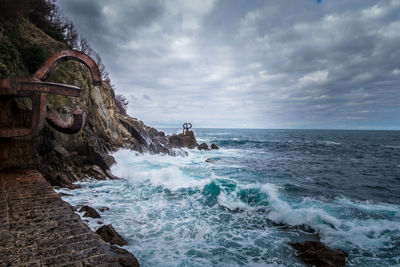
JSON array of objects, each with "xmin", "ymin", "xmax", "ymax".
[{"xmin": 56, "ymin": 0, "xmax": 400, "ymax": 129}]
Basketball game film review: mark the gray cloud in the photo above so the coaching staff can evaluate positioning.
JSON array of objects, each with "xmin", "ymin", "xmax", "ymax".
[{"xmin": 57, "ymin": 0, "xmax": 400, "ymax": 129}]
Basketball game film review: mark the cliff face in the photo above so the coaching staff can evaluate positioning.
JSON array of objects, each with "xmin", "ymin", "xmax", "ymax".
[{"xmin": 0, "ymin": 18, "xmax": 196, "ymax": 188}]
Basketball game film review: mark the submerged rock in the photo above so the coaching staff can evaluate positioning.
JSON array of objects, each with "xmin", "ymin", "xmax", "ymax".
[
  {"xmin": 99, "ymin": 206, "xmax": 110, "ymax": 212},
  {"xmin": 79, "ymin": 205, "xmax": 101, "ymax": 219},
  {"xmin": 289, "ymin": 241, "xmax": 347, "ymax": 267},
  {"xmin": 210, "ymin": 143, "xmax": 219, "ymax": 150},
  {"xmin": 96, "ymin": 224, "xmax": 128, "ymax": 246},
  {"xmin": 197, "ymin": 143, "xmax": 210, "ymax": 150},
  {"xmin": 205, "ymin": 158, "xmax": 216, "ymax": 163}
]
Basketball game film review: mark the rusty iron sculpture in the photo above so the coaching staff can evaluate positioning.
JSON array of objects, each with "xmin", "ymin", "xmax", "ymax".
[
  {"xmin": 182, "ymin": 122, "xmax": 192, "ymax": 135},
  {"xmin": 0, "ymin": 50, "xmax": 101, "ymax": 138}
]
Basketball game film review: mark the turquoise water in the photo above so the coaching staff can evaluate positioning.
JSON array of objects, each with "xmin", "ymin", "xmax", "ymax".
[{"xmin": 58, "ymin": 129, "xmax": 400, "ymax": 266}]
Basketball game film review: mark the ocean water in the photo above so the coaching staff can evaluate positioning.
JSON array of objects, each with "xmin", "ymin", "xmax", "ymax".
[{"xmin": 58, "ymin": 129, "xmax": 400, "ymax": 266}]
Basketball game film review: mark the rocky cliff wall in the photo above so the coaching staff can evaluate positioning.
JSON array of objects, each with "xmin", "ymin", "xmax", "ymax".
[{"xmin": 0, "ymin": 18, "xmax": 197, "ymax": 188}]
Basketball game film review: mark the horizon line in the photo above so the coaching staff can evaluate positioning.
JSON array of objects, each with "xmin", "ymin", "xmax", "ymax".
[{"xmin": 153, "ymin": 126, "xmax": 400, "ymax": 131}]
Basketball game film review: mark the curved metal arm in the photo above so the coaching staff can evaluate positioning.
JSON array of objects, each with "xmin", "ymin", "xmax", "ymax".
[
  {"xmin": 0, "ymin": 50, "xmax": 102, "ymax": 138},
  {"xmin": 0, "ymin": 93, "xmax": 47, "ymax": 138},
  {"xmin": 33, "ymin": 50, "xmax": 102, "ymax": 86},
  {"xmin": 46, "ymin": 107, "xmax": 86, "ymax": 134}
]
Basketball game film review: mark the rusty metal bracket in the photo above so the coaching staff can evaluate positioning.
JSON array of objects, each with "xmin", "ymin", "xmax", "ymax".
[
  {"xmin": 182, "ymin": 122, "xmax": 192, "ymax": 135},
  {"xmin": 0, "ymin": 50, "xmax": 101, "ymax": 138}
]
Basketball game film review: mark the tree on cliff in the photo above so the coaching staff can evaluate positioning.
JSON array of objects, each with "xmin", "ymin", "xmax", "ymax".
[
  {"xmin": 0, "ymin": 0, "xmax": 129, "ymax": 115},
  {"xmin": 115, "ymin": 94, "xmax": 129, "ymax": 115},
  {"xmin": 0, "ymin": 0, "xmax": 78, "ymax": 48}
]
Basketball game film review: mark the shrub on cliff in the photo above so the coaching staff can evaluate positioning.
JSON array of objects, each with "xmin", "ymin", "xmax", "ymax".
[
  {"xmin": 115, "ymin": 94, "xmax": 129, "ymax": 115},
  {"xmin": 0, "ymin": 0, "xmax": 78, "ymax": 48},
  {"xmin": 21, "ymin": 44, "xmax": 50, "ymax": 73}
]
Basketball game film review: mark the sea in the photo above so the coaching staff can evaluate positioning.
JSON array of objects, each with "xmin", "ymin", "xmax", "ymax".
[{"xmin": 57, "ymin": 129, "xmax": 400, "ymax": 266}]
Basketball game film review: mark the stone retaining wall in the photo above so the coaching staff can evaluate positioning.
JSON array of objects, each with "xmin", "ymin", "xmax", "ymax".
[{"xmin": 0, "ymin": 170, "xmax": 127, "ymax": 266}]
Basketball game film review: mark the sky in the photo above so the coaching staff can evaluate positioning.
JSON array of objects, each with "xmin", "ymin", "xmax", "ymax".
[{"xmin": 56, "ymin": 0, "xmax": 400, "ymax": 129}]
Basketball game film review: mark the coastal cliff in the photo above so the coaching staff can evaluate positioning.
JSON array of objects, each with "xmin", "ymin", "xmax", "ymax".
[{"xmin": 0, "ymin": 17, "xmax": 196, "ymax": 188}]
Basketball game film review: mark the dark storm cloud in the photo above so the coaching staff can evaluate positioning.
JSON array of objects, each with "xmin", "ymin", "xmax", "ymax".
[{"xmin": 57, "ymin": 0, "xmax": 400, "ymax": 129}]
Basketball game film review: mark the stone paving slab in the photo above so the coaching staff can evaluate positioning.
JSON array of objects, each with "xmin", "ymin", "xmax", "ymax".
[{"xmin": 0, "ymin": 170, "xmax": 122, "ymax": 267}]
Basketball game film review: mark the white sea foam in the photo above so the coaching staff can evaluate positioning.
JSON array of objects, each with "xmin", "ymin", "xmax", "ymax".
[
  {"xmin": 58, "ymin": 144, "xmax": 400, "ymax": 266},
  {"xmin": 217, "ymin": 190, "xmax": 252, "ymax": 211},
  {"xmin": 261, "ymin": 183, "xmax": 340, "ymax": 228},
  {"xmin": 258, "ymin": 184, "xmax": 400, "ymax": 249},
  {"xmin": 211, "ymin": 181, "xmax": 400, "ymax": 251},
  {"xmin": 111, "ymin": 149, "xmax": 212, "ymax": 191},
  {"xmin": 318, "ymin": 140, "xmax": 341, "ymax": 146}
]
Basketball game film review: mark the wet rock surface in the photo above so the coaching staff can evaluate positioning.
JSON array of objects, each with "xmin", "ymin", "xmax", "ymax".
[
  {"xmin": 197, "ymin": 143, "xmax": 210, "ymax": 150},
  {"xmin": 79, "ymin": 205, "xmax": 101, "ymax": 219},
  {"xmin": 210, "ymin": 143, "xmax": 219, "ymax": 149},
  {"xmin": 0, "ymin": 170, "xmax": 134, "ymax": 266},
  {"xmin": 289, "ymin": 241, "xmax": 347, "ymax": 267},
  {"xmin": 168, "ymin": 130, "xmax": 198, "ymax": 149},
  {"xmin": 99, "ymin": 206, "xmax": 110, "ymax": 212},
  {"xmin": 108, "ymin": 245, "xmax": 140, "ymax": 267},
  {"xmin": 96, "ymin": 224, "xmax": 128, "ymax": 246},
  {"xmin": 0, "ymin": 17, "xmax": 196, "ymax": 185}
]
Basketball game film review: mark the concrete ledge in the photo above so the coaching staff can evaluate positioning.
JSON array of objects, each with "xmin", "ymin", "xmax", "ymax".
[{"xmin": 0, "ymin": 169, "xmax": 134, "ymax": 266}]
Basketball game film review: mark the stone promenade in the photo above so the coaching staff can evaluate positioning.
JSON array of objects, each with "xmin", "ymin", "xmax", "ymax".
[{"xmin": 0, "ymin": 170, "xmax": 128, "ymax": 266}]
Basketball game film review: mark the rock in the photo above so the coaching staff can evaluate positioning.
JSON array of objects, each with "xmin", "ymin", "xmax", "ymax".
[
  {"xmin": 54, "ymin": 145, "xmax": 69, "ymax": 157},
  {"xmin": 58, "ymin": 192, "xmax": 73, "ymax": 197},
  {"xmin": 105, "ymin": 169, "xmax": 120, "ymax": 180},
  {"xmin": 83, "ymin": 165, "xmax": 92, "ymax": 172},
  {"xmin": 79, "ymin": 205, "xmax": 101, "ymax": 219},
  {"xmin": 0, "ymin": 16, "xmax": 202, "ymax": 189},
  {"xmin": 197, "ymin": 143, "xmax": 210, "ymax": 150},
  {"xmin": 99, "ymin": 206, "xmax": 110, "ymax": 212},
  {"xmin": 205, "ymin": 158, "xmax": 216, "ymax": 163},
  {"xmin": 210, "ymin": 143, "xmax": 219, "ymax": 150},
  {"xmin": 169, "ymin": 130, "xmax": 198, "ymax": 149},
  {"xmin": 108, "ymin": 245, "xmax": 140, "ymax": 267},
  {"xmin": 86, "ymin": 165, "xmax": 107, "ymax": 180},
  {"xmin": 95, "ymin": 224, "xmax": 128, "ymax": 246},
  {"xmin": 289, "ymin": 241, "xmax": 348, "ymax": 267}
]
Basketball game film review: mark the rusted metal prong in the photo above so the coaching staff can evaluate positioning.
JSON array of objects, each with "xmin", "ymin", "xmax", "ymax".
[
  {"xmin": 0, "ymin": 79, "xmax": 81, "ymax": 97},
  {"xmin": 46, "ymin": 107, "xmax": 86, "ymax": 134},
  {"xmin": 33, "ymin": 50, "xmax": 102, "ymax": 86},
  {"xmin": 0, "ymin": 93, "xmax": 47, "ymax": 138},
  {"xmin": 0, "ymin": 50, "xmax": 100, "ymax": 138},
  {"xmin": 19, "ymin": 81, "xmax": 81, "ymax": 97}
]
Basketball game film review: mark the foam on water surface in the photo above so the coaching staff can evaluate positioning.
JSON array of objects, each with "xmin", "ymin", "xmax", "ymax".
[{"xmin": 57, "ymin": 129, "xmax": 400, "ymax": 266}]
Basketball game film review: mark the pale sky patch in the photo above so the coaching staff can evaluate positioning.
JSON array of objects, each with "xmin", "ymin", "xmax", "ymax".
[{"xmin": 57, "ymin": 0, "xmax": 400, "ymax": 129}]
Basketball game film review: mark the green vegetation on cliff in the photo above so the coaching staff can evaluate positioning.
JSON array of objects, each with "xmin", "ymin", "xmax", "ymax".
[{"xmin": 0, "ymin": 0, "xmax": 188, "ymax": 188}]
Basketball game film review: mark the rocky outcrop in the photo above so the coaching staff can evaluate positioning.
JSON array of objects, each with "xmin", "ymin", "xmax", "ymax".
[
  {"xmin": 168, "ymin": 130, "xmax": 198, "ymax": 149},
  {"xmin": 79, "ymin": 205, "xmax": 101, "ymax": 219},
  {"xmin": 211, "ymin": 143, "xmax": 219, "ymax": 150},
  {"xmin": 0, "ymin": 18, "xmax": 197, "ymax": 187},
  {"xmin": 96, "ymin": 224, "xmax": 128, "ymax": 246},
  {"xmin": 289, "ymin": 241, "xmax": 347, "ymax": 267},
  {"xmin": 197, "ymin": 143, "xmax": 210, "ymax": 150},
  {"xmin": 108, "ymin": 245, "xmax": 140, "ymax": 267}
]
